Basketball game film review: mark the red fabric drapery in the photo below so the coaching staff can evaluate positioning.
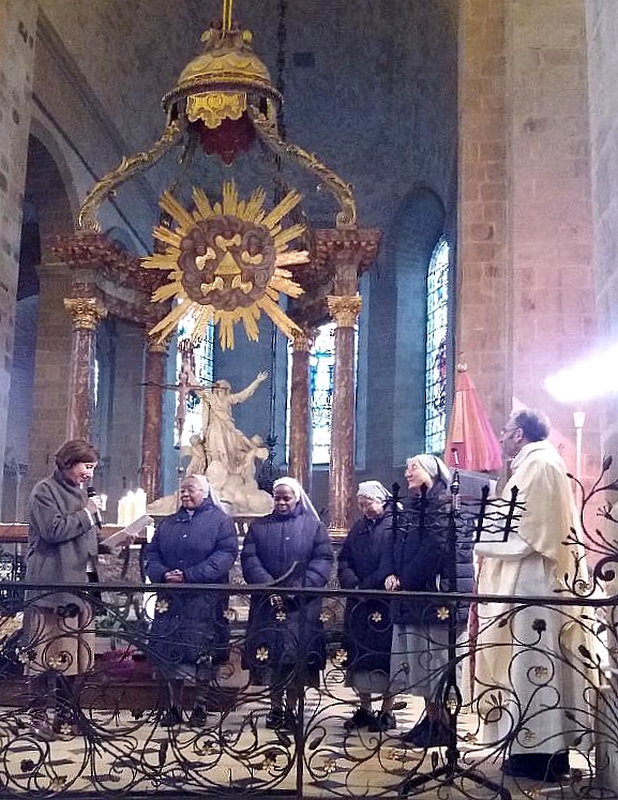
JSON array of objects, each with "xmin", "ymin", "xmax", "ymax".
[{"xmin": 444, "ymin": 366, "xmax": 502, "ymax": 472}]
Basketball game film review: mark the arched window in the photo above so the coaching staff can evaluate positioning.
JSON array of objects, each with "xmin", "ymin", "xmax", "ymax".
[
  {"xmin": 425, "ymin": 237, "xmax": 449, "ymax": 453},
  {"xmin": 310, "ymin": 322, "xmax": 336, "ymax": 464},
  {"xmin": 175, "ymin": 319, "xmax": 215, "ymax": 448},
  {"xmin": 286, "ymin": 320, "xmax": 359, "ymax": 466}
]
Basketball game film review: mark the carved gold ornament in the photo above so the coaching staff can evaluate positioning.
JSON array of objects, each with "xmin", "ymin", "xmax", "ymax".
[
  {"xmin": 186, "ymin": 92, "xmax": 246, "ymax": 129},
  {"xmin": 144, "ymin": 181, "xmax": 308, "ymax": 349},
  {"xmin": 326, "ymin": 294, "xmax": 362, "ymax": 327},
  {"xmin": 63, "ymin": 297, "xmax": 108, "ymax": 331}
]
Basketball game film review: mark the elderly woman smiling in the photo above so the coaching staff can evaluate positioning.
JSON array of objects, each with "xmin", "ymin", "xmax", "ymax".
[
  {"xmin": 385, "ymin": 454, "xmax": 473, "ymax": 747},
  {"xmin": 241, "ymin": 477, "xmax": 334, "ymax": 732},
  {"xmin": 146, "ymin": 474, "xmax": 238, "ymax": 727}
]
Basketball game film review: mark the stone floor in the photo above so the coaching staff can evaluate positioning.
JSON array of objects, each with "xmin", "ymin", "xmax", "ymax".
[{"xmin": 0, "ymin": 688, "xmax": 598, "ymax": 799}]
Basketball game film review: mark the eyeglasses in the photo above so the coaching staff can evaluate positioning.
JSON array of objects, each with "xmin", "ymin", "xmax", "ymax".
[{"xmin": 500, "ymin": 425, "xmax": 520, "ymax": 437}]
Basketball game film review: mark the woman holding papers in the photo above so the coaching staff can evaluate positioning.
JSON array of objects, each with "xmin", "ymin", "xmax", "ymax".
[{"xmin": 25, "ymin": 438, "xmax": 108, "ymax": 740}]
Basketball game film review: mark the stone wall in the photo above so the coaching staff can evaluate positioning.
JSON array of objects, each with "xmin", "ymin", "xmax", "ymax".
[
  {"xmin": 585, "ymin": 1, "xmax": 618, "ymax": 463},
  {"xmin": 458, "ymin": 0, "xmax": 597, "ymax": 474},
  {"xmin": 0, "ymin": 0, "xmax": 38, "ymax": 496}
]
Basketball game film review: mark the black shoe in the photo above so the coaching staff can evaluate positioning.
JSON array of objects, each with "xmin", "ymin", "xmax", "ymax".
[
  {"xmin": 344, "ymin": 707, "xmax": 376, "ymax": 731},
  {"xmin": 265, "ymin": 708, "xmax": 282, "ymax": 729},
  {"xmin": 279, "ymin": 710, "xmax": 296, "ymax": 733},
  {"xmin": 368, "ymin": 711, "xmax": 397, "ymax": 732},
  {"xmin": 502, "ymin": 752, "xmax": 569, "ymax": 782},
  {"xmin": 188, "ymin": 705, "xmax": 207, "ymax": 726},
  {"xmin": 28, "ymin": 715, "xmax": 56, "ymax": 742},
  {"xmin": 266, "ymin": 708, "xmax": 295, "ymax": 732},
  {"xmin": 406, "ymin": 720, "xmax": 451, "ymax": 748},
  {"xmin": 161, "ymin": 707, "xmax": 182, "ymax": 727},
  {"xmin": 400, "ymin": 716, "xmax": 430, "ymax": 744}
]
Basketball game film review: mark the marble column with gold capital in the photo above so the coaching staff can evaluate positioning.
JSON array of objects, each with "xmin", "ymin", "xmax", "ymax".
[
  {"xmin": 289, "ymin": 328, "xmax": 315, "ymax": 490},
  {"xmin": 327, "ymin": 293, "xmax": 362, "ymax": 536},
  {"xmin": 142, "ymin": 338, "xmax": 167, "ymax": 501},
  {"xmin": 64, "ymin": 297, "xmax": 107, "ymax": 441}
]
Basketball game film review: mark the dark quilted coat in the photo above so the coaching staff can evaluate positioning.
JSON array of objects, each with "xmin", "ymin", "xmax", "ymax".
[
  {"xmin": 338, "ymin": 512, "xmax": 394, "ymax": 673},
  {"xmin": 146, "ymin": 498, "xmax": 238, "ymax": 671},
  {"xmin": 241, "ymin": 505, "xmax": 334, "ymax": 681},
  {"xmin": 386, "ymin": 484, "xmax": 474, "ymax": 627}
]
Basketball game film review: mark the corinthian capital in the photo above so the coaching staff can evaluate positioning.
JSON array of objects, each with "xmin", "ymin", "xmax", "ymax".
[
  {"xmin": 291, "ymin": 328, "xmax": 315, "ymax": 352},
  {"xmin": 63, "ymin": 297, "xmax": 108, "ymax": 331},
  {"xmin": 326, "ymin": 294, "xmax": 362, "ymax": 327}
]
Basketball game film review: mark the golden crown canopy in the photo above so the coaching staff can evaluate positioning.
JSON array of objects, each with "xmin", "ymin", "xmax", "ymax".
[
  {"xmin": 162, "ymin": 19, "xmax": 281, "ymax": 134},
  {"xmin": 75, "ymin": 1, "xmax": 364, "ymax": 351}
]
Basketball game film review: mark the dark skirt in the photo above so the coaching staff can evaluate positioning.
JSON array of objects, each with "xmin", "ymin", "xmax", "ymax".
[{"xmin": 242, "ymin": 594, "xmax": 326, "ymax": 688}]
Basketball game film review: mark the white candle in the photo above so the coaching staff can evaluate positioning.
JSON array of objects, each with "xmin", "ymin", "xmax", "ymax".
[
  {"xmin": 133, "ymin": 487, "xmax": 147, "ymax": 519},
  {"xmin": 117, "ymin": 495, "xmax": 127, "ymax": 526},
  {"xmin": 125, "ymin": 490, "xmax": 136, "ymax": 523}
]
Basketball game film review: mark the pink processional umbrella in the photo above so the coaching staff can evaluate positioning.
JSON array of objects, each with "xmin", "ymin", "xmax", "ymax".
[{"xmin": 444, "ymin": 364, "xmax": 502, "ymax": 473}]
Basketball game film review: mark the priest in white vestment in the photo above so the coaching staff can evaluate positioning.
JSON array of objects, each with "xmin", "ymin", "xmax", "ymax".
[{"xmin": 473, "ymin": 409, "xmax": 592, "ymax": 782}]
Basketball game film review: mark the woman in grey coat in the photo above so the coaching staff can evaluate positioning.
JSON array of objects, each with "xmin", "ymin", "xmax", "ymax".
[{"xmin": 25, "ymin": 439, "xmax": 108, "ymax": 740}]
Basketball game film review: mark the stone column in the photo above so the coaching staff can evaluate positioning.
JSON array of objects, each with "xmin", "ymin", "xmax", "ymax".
[
  {"xmin": 63, "ymin": 297, "xmax": 107, "ymax": 441},
  {"xmin": 313, "ymin": 228, "xmax": 381, "ymax": 535},
  {"xmin": 0, "ymin": 1, "xmax": 37, "ymax": 504},
  {"xmin": 327, "ymin": 293, "xmax": 362, "ymax": 536},
  {"xmin": 288, "ymin": 328, "xmax": 314, "ymax": 490},
  {"xmin": 141, "ymin": 338, "xmax": 167, "ymax": 501}
]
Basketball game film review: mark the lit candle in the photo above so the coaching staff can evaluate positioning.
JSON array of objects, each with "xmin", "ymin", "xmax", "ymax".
[
  {"xmin": 117, "ymin": 495, "xmax": 127, "ymax": 526},
  {"xmin": 125, "ymin": 490, "xmax": 136, "ymax": 523},
  {"xmin": 133, "ymin": 487, "xmax": 147, "ymax": 519}
]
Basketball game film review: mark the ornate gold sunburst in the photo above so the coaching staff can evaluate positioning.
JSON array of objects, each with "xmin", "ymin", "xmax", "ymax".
[{"xmin": 143, "ymin": 181, "xmax": 308, "ymax": 349}]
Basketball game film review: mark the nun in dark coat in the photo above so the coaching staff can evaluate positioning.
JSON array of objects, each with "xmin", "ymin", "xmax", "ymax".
[
  {"xmin": 385, "ymin": 454, "xmax": 474, "ymax": 747},
  {"xmin": 146, "ymin": 474, "xmax": 238, "ymax": 725},
  {"xmin": 338, "ymin": 481, "xmax": 395, "ymax": 732},
  {"xmin": 241, "ymin": 477, "xmax": 334, "ymax": 731}
]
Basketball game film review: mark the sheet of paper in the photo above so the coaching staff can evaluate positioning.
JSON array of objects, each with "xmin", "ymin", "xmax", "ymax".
[{"xmin": 103, "ymin": 515, "xmax": 154, "ymax": 546}]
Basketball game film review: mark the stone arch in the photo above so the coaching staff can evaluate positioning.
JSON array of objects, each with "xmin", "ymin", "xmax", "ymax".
[
  {"xmin": 105, "ymin": 225, "xmax": 137, "ymax": 253},
  {"xmin": 391, "ymin": 187, "xmax": 447, "ymax": 465},
  {"xmin": 4, "ymin": 132, "xmax": 78, "ymax": 518},
  {"xmin": 27, "ymin": 118, "xmax": 78, "ymax": 240},
  {"xmin": 363, "ymin": 187, "xmax": 447, "ymax": 482}
]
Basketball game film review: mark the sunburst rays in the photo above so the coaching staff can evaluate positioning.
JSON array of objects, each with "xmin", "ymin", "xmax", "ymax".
[{"xmin": 143, "ymin": 181, "xmax": 307, "ymax": 349}]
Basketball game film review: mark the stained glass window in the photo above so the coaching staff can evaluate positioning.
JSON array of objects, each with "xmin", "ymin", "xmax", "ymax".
[
  {"xmin": 310, "ymin": 322, "xmax": 336, "ymax": 464},
  {"xmin": 286, "ymin": 320, "xmax": 358, "ymax": 466},
  {"xmin": 425, "ymin": 238, "xmax": 449, "ymax": 454},
  {"xmin": 175, "ymin": 318, "xmax": 215, "ymax": 448}
]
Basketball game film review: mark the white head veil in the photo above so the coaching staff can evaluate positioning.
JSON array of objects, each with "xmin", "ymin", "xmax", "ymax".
[
  {"xmin": 407, "ymin": 454, "xmax": 452, "ymax": 489},
  {"xmin": 273, "ymin": 476, "xmax": 319, "ymax": 520},
  {"xmin": 356, "ymin": 480, "xmax": 391, "ymax": 503},
  {"xmin": 181, "ymin": 473, "xmax": 228, "ymax": 513}
]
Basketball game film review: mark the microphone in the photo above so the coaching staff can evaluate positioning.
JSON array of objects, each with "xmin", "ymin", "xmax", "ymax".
[{"xmin": 87, "ymin": 486, "xmax": 103, "ymax": 529}]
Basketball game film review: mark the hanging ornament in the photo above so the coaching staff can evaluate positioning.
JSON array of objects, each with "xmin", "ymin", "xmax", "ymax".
[{"xmin": 143, "ymin": 180, "xmax": 309, "ymax": 349}]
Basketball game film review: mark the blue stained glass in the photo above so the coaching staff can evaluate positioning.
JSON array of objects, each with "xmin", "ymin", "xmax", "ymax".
[
  {"xmin": 286, "ymin": 320, "xmax": 358, "ymax": 466},
  {"xmin": 310, "ymin": 323, "xmax": 336, "ymax": 464},
  {"xmin": 175, "ymin": 318, "xmax": 215, "ymax": 448},
  {"xmin": 425, "ymin": 238, "xmax": 449, "ymax": 454}
]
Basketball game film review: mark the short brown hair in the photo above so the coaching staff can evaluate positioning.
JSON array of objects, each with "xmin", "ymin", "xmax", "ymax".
[{"xmin": 54, "ymin": 439, "xmax": 99, "ymax": 471}]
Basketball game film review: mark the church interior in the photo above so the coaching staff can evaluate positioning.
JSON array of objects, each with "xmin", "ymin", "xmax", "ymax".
[
  {"xmin": 1, "ymin": 0, "xmax": 618, "ymax": 796},
  {"xmin": 2, "ymin": 0, "xmax": 613, "ymax": 526}
]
